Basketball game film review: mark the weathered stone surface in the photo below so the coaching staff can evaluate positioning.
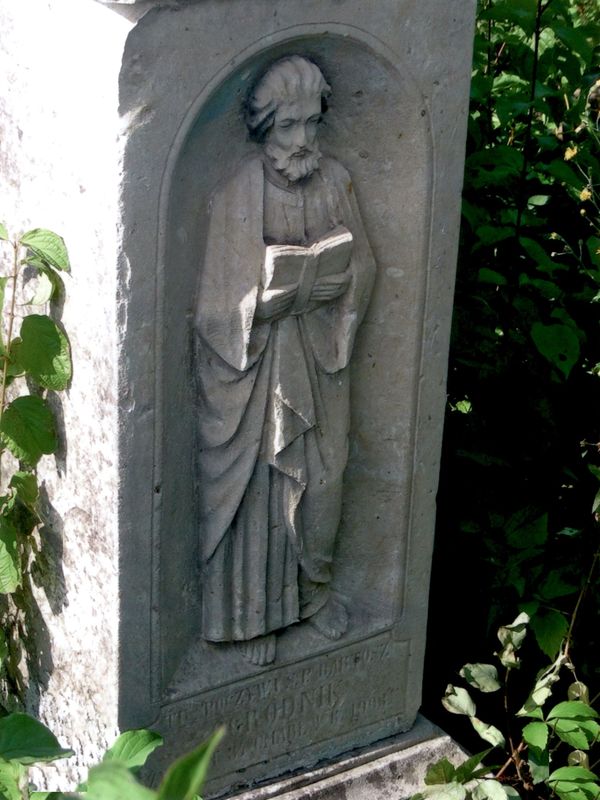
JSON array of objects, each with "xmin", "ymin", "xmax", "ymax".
[
  {"xmin": 194, "ymin": 55, "xmax": 376, "ymax": 665},
  {"xmin": 0, "ymin": 0, "xmax": 133, "ymax": 783},
  {"xmin": 230, "ymin": 717, "xmax": 467, "ymax": 800},
  {"xmin": 117, "ymin": 0, "xmax": 475, "ymax": 793},
  {"xmin": 1, "ymin": 0, "xmax": 475, "ymax": 794}
]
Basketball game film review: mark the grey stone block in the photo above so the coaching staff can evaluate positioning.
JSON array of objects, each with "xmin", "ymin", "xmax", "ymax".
[{"xmin": 0, "ymin": 0, "xmax": 475, "ymax": 793}]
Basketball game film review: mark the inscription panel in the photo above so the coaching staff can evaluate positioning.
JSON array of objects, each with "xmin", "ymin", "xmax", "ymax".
[{"xmin": 151, "ymin": 633, "xmax": 410, "ymax": 791}]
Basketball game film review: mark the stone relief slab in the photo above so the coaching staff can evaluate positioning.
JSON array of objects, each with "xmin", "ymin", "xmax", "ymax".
[
  {"xmin": 195, "ymin": 56, "xmax": 376, "ymax": 667},
  {"xmin": 116, "ymin": 1, "xmax": 475, "ymax": 794}
]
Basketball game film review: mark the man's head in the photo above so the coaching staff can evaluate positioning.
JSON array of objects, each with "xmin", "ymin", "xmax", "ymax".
[{"xmin": 247, "ymin": 56, "xmax": 331, "ymax": 182}]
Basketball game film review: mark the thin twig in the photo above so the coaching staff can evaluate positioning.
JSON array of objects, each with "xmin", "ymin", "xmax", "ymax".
[
  {"xmin": 515, "ymin": 0, "xmax": 547, "ymax": 238},
  {"xmin": 496, "ymin": 741, "xmax": 527, "ymax": 780},
  {"xmin": 564, "ymin": 548, "xmax": 600, "ymax": 659}
]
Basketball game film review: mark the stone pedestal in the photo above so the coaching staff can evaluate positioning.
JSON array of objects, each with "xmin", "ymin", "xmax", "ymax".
[
  {"xmin": 0, "ymin": 0, "xmax": 475, "ymax": 795},
  {"xmin": 230, "ymin": 717, "xmax": 467, "ymax": 800}
]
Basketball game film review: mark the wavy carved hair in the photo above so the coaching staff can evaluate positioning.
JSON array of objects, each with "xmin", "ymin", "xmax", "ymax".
[{"xmin": 246, "ymin": 55, "xmax": 331, "ymax": 143}]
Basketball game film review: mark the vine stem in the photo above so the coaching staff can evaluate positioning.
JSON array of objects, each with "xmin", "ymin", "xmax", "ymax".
[
  {"xmin": 0, "ymin": 239, "xmax": 21, "ymax": 487},
  {"xmin": 515, "ymin": 0, "xmax": 555, "ymax": 238},
  {"xmin": 564, "ymin": 547, "xmax": 599, "ymax": 660},
  {"xmin": 496, "ymin": 741, "xmax": 527, "ymax": 781},
  {"xmin": 502, "ymin": 668, "xmax": 527, "ymax": 785}
]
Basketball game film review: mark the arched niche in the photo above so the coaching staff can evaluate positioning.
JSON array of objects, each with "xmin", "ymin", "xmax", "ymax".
[{"xmin": 156, "ymin": 31, "xmax": 433, "ymax": 703}]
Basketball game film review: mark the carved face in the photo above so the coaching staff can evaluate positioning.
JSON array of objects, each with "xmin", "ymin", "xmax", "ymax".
[{"xmin": 264, "ymin": 93, "xmax": 323, "ymax": 182}]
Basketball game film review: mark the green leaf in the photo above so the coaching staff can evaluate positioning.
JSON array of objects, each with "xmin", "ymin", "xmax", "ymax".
[
  {"xmin": 471, "ymin": 780, "xmax": 510, "ymax": 800},
  {"xmin": 527, "ymin": 742, "xmax": 549, "ymax": 784},
  {"xmin": 0, "ymin": 516, "xmax": 20, "ymax": 594},
  {"xmin": 460, "ymin": 664, "xmax": 501, "ymax": 693},
  {"xmin": 522, "ymin": 721, "xmax": 549, "ymax": 752},
  {"xmin": 539, "ymin": 571, "xmax": 578, "ymax": 601},
  {"xmin": 503, "ymin": 788, "xmax": 521, "ymax": 800},
  {"xmin": 13, "ymin": 315, "xmax": 71, "ymax": 391},
  {"xmin": 530, "ymin": 610, "xmax": 568, "ymax": 659},
  {"xmin": 0, "ymin": 759, "xmax": 24, "ymax": 800},
  {"xmin": 548, "ymin": 702, "xmax": 599, "ymax": 721},
  {"xmin": 527, "ymin": 195, "xmax": 550, "ymax": 207},
  {"xmin": 519, "ymin": 274, "xmax": 562, "ymax": 300},
  {"xmin": 550, "ymin": 309, "xmax": 584, "ymax": 339},
  {"xmin": 554, "ymin": 26, "xmax": 593, "ymax": 63},
  {"xmin": 543, "ymin": 160, "xmax": 584, "ymax": 191},
  {"xmin": 531, "ymin": 323, "xmax": 580, "ymax": 379},
  {"xmin": 420, "ymin": 784, "xmax": 468, "ymax": 800},
  {"xmin": 586, "ymin": 237, "xmax": 600, "ymax": 267},
  {"xmin": 442, "ymin": 685, "xmax": 476, "ymax": 717},
  {"xmin": 589, "ymin": 465, "xmax": 600, "ymax": 481},
  {"xmin": 0, "ymin": 223, "xmax": 8, "ymax": 242},
  {"xmin": 474, "ymin": 226, "xmax": 514, "ymax": 246},
  {"xmin": 479, "ymin": 0, "xmax": 537, "ymax": 37},
  {"xmin": 470, "ymin": 718, "xmax": 505, "ymax": 748},
  {"xmin": 0, "ymin": 714, "xmax": 72, "ymax": 764},
  {"xmin": 454, "ymin": 400, "xmax": 472, "ymax": 414},
  {"xmin": 520, "ymin": 238, "xmax": 561, "ymax": 276},
  {"xmin": 20, "ymin": 229, "xmax": 70, "ymax": 273},
  {"xmin": 454, "ymin": 749, "xmax": 492, "ymax": 784},
  {"xmin": 103, "ymin": 729, "xmax": 163, "ymax": 770},
  {"xmin": 555, "ymin": 720, "xmax": 590, "ymax": 750},
  {"xmin": 507, "ymin": 515, "xmax": 548, "ymax": 549},
  {"xmin": 86, "ymin": 761, "xmax": 156, "ymax": 800},
  {"xmin": 0, "ymin": 395, "xmax": 57, "ymax": 465},
  {"xmin": 548, "ymin": 767, "xmax": 598, "ymax": 783},
  {"xmin": 157, "ymin": 727, "xmax": 224, "ymax": 800},
  {"xmin": 593, "ymin": 488, "xmax": 600, "ymax": 516},
  {"xmin": 9, "ymin": 472, "xmax": 38, "ymax": 507},
  {"xmin": 467, "ymin": 146, "xmax": 524, "ymax": 187},
  {"xmin": 478, "ymin": 268, "xmax": 508, "ymax": 286},
  {"xmin": 550, "ymin": 782, "xmax": 598, "ymax": 800},
  {"xmin": 425, "ymin": 758, "xmax": 457, "ymax": 785},
  {"xmin": 557, "ymin": 527, "xmax": 581, "ymax": 538}
]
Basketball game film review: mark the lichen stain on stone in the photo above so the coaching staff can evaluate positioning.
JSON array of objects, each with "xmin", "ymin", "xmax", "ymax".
[{"xmin": 365, "ymin": 770, "xmax": 388, "ymax": 793}]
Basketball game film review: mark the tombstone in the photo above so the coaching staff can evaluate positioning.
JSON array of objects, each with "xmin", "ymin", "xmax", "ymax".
[{"xmin": 0, "ymin": 0, "xmax": 476, "ymax": 796}]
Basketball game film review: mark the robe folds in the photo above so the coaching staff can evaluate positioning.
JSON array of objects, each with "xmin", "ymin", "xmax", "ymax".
[{"xmin": 194, "ymin": 155, "xmax": 375, "ymax": 642}]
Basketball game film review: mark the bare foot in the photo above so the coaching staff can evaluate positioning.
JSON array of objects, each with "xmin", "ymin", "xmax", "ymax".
[
  {"xmin": 238, "ymin": 634, "xmax": 276, "ymax": 666},
  {"xmin": 309, "ymin": 597, "xmax": 348, "ymax": 640}
]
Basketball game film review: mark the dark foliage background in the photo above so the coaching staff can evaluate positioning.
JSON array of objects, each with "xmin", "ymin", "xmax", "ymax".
[{"xmin": 423, "ymin": 0, "xmax": 600, "ymax": 750}]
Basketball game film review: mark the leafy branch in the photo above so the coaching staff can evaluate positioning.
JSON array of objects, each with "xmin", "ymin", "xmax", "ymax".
[
  {"xmin": 416, "ymin": 548, "xmax": 600, "ymax": 800},
  {"xmin": 0, "ymin": 713, "xmax": 223, "ymax": 800},
  {"xmin": 0, "ymin": 224, "xmax": 71, "ymax": 711}
]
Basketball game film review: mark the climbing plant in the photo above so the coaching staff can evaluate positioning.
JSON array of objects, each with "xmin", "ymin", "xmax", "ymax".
[
  {"xmin": 415, "ymin": 607, "xmax": 599, "ymax": 800},
  {"xmin": 0, "ymin": 224, "xmax": 71, "ymax": 712}
]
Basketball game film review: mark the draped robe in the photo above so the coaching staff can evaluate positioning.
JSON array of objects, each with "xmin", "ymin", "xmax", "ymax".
[{"xmin": 194, "ymin": 155, "xmax": 375, "ymax": 642}]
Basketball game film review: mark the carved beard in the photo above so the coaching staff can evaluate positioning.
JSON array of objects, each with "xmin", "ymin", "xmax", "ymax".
[{"xmin": 264, "ymin": 142, "xmax": 322, "ymax": 182}]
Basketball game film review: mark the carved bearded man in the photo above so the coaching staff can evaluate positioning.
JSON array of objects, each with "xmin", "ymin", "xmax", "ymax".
[{"xmin": 194, "ymin": 56, "xmax": 375, "ymax": 665}]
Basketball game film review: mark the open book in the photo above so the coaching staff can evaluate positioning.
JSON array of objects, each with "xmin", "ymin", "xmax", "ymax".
[{"xmin": 262, "ymin": 226, "xmax": 353, "ymax": 314}]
